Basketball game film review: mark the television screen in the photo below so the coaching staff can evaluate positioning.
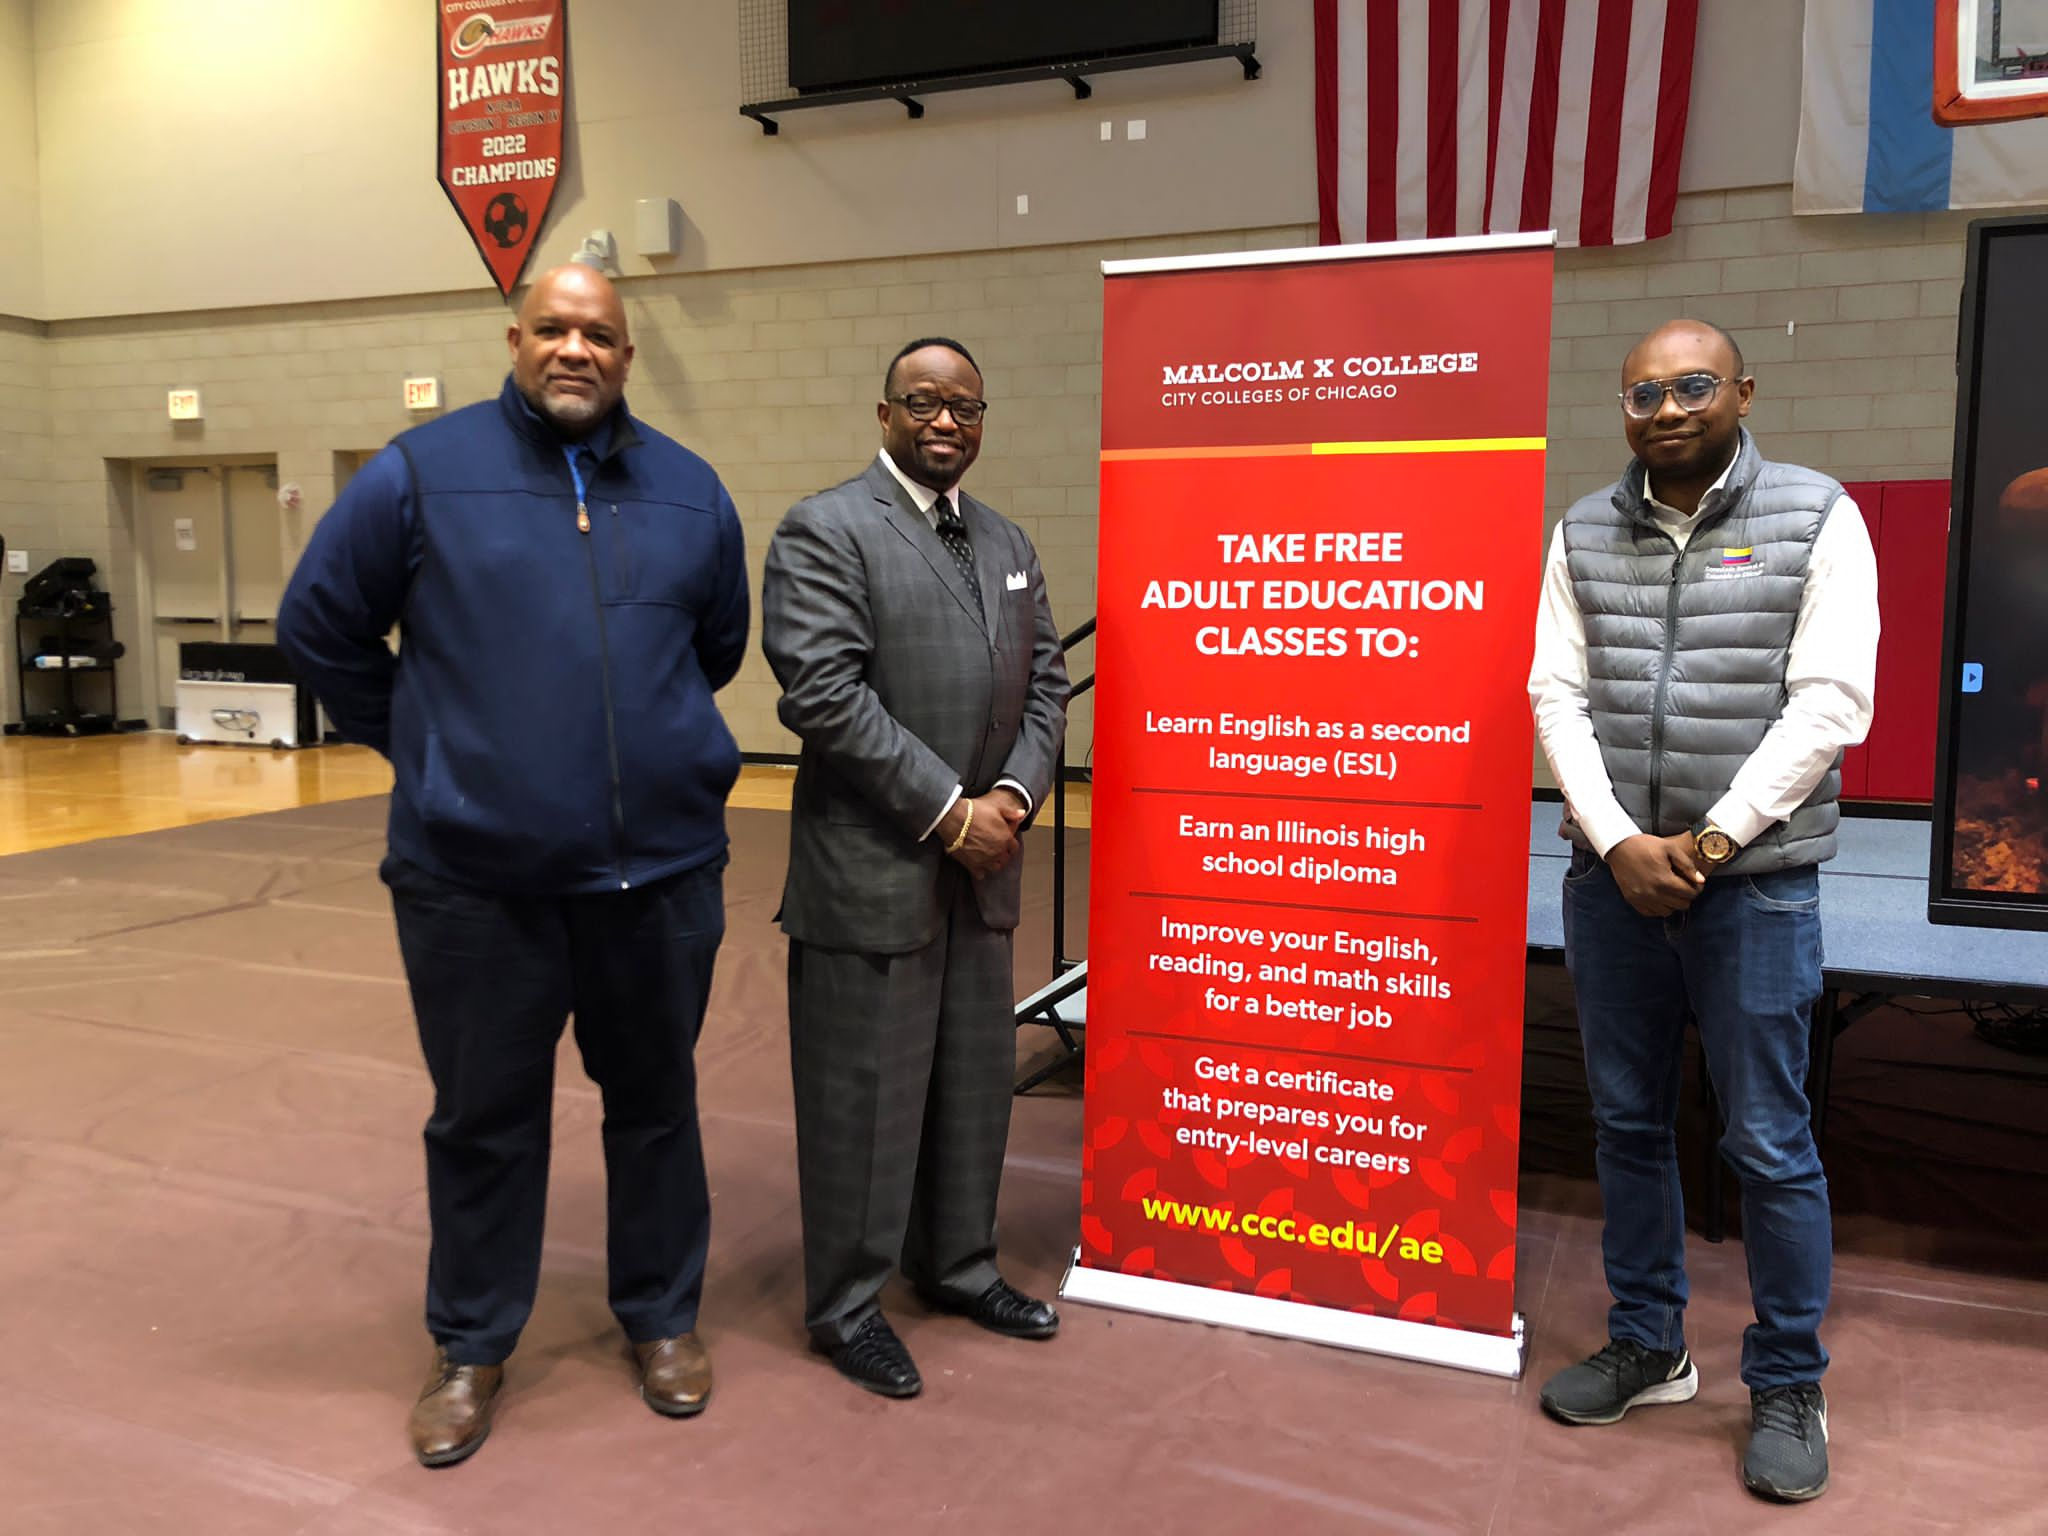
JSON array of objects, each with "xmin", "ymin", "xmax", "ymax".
[
  {"xmin": 1930, "ymin": 214, "xmax": 2048, "ymax": 928},
  {"xmin": 786, "ymin": 1, "xmax": 1219, "ymax": 94}
]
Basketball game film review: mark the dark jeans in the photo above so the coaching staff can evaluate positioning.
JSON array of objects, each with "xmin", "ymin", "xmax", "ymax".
[
  {"xmin": 1563, "ymin": 849, "xmax": 1831, "ymax": 1390},
  {"xmin": 383, "ymin": 853, "xmax": 726, "ymax": 1364}
]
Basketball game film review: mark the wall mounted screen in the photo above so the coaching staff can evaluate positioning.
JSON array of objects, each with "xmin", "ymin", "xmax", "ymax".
[
  {"xmin": 1930, "ymin": 215, "xmax": 2048, "ymax": 928},
  {"xmin": 786, "ymin": 1, "xmax": 1219, "ymax": 92}
]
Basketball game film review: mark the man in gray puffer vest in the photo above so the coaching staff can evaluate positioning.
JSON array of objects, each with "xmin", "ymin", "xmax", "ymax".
[{"xmin": 1527, "ymin": 320, "xmax": 1878, "ymax": 1504}]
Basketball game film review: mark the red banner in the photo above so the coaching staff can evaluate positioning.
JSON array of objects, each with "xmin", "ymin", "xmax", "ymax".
[
  {"xmin": 438, "ymin": 1, "xmax": 567, "ymax": 295},
  {"xmin": 1066, "ymin": 237, "xmax": 1553, "ymax": 1373}
]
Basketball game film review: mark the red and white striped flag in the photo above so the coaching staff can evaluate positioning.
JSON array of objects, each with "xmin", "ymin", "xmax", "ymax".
[{"xmin": 1315, "ymin": 0, "xmax": 1700, "ymax": 248}]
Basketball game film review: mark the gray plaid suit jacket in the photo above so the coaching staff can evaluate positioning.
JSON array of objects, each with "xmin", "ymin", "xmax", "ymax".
[{"xmin": 762, "ymin": 458, "xmax": 1070, "ymax": 954}]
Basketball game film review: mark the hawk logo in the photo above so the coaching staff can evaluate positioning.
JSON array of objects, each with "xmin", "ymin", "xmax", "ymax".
[{"xmin": 451, "ymin": 13, "xmax": 554, "ymax": 59}]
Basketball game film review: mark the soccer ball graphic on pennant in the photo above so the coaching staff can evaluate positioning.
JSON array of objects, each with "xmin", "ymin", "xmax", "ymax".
[{"xmin": 482, "ymin": 193, "xmax": 530, "ymax": 251}]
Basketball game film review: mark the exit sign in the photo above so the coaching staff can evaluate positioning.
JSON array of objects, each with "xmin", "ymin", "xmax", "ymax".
[
  {"xmin": 404, "ymin": 377, "xmax": 442, "ymax": 411},
  {"xmin": 167, "ymin": 388, "xmax": 202, "ymax": 421}
]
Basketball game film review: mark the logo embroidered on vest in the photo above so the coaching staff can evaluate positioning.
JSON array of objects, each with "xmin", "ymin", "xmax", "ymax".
[{"xmin": 1704, "ymin": 546, "xmax": 1762, "ymax": 579}]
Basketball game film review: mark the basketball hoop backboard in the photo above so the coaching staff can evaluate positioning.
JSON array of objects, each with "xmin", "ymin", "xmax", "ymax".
[{"xmin": 1937, "ymin": 0, "xmax": 2048, "ymax": 123}]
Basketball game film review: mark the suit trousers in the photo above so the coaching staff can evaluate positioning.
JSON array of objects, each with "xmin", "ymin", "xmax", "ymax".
[
  {"xmin": 383, "ymin": 852, "xmax": 725, "ymax": 1365},
  {"xmin": 788, "ymin": 876, "xmax": 1016, "ymax": 1346}
]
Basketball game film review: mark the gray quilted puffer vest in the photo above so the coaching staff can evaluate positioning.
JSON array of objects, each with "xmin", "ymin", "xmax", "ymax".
[{"xmin": 1561, "ymin": 429, "xmax": 1842, "ymax": 875}]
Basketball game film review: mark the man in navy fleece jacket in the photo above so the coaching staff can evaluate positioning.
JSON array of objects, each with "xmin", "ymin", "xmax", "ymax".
[{"xmin": 278, "ymin": 264, "xmax": 747, "ymax": 1467}]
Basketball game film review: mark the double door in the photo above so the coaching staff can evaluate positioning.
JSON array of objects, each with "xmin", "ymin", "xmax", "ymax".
[{"xmin": 139, "ymin": 463, "xmax": 285, "ymax": 723}]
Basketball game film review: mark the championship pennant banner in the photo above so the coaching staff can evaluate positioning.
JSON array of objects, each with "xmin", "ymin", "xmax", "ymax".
[
  {"xmin": 1063, "ymin": 234, "xmax": 1554, "ymax": 1377},
  {"xmin": 439, "ymin": 0, "xmax": 567, "ymax": 295}
]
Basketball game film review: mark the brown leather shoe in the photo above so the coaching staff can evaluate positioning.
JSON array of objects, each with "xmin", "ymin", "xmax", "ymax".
[
  {"xmin": 632, "ymin": 1332, "xmax": 712, "ymax": 1417},
  {"xmin": 407, "ymin": 1349, "xmax": 504, "ymax": 1468}
]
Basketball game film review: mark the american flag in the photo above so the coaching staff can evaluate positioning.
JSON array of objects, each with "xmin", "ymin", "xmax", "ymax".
[{"xmin": 1315, "ymin": 0, "xmax": 1701, "ymax": 248}]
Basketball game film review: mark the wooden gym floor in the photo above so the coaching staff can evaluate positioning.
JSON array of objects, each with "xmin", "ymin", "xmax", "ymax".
[{"xmin": 0, "ymin": 732, "xmax": 1091, "ymax": 858}]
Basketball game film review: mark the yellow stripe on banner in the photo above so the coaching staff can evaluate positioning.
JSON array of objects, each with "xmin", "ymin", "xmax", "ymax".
[
  {"xmin": 1101, "ymin": 438, "xmax": 1546, "ymax": 463},
  {"xmin": 1100, "ymin": 445, "xmax": 1312, "ymax": 462},
  {"xmin": 1311, "ymin": 437, "xmax": 1547, "ymax": 456}
]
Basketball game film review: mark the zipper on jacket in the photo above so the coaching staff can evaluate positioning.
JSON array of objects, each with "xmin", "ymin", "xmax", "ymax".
[
  {"xmin": 1628, "ymin": 479, "xmax": 1735, "ymax": 836},
  {"xmin": 567, "ymin": 450, "xmax": 629, "ymax": 888},
  {"xmin": 1646, "ymin": 544, "xmax": 1685, "ymax": 833},
  {"xmin": 581, "ymin": 535, "xmax": 631, "ymax": 888}
]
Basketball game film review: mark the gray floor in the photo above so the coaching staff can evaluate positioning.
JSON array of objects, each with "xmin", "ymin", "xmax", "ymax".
[{"xmin": 2, "ymin": 800, "xmax": 2045, "ymax": 1534}]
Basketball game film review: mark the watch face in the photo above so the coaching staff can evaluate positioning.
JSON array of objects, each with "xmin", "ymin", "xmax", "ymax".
[{"xmin": 1699, "ymin": 829, "xmax": 1735, "ymax": 863}]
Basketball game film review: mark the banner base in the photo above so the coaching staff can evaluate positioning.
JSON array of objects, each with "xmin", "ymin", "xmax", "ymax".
[{"xmin": 1058, "ymin": 1250, "xmax": 1526, "ymax": 1379}]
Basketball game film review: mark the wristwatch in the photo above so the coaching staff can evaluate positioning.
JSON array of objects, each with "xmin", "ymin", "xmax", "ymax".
[{"xmin": 1691, "ymin": 819, "xmax": 1737, "ymax": 868}]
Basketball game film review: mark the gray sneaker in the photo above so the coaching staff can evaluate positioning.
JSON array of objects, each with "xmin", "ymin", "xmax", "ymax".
[
  {"xmin": 1539, "ymin": 1338, "xmax": 1699, "ymax": 1425},
  {"xmin": 1742, "ymin": 1383, "xmax": 1829, "ymax": 1502}
]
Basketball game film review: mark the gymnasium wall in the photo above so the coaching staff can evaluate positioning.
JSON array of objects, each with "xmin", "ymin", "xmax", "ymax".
[{"xmin": 3, "ymin": 1, "xmax": 2042, "ymax": 767}]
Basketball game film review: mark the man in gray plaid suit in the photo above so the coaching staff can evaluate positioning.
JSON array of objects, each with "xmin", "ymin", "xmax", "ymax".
[{"xmin": 761, "ymin": 337, "xmax": 1071, "ymax": 1398}]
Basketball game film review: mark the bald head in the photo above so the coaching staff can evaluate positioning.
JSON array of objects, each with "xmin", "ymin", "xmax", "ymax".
[
  {"xmin": 1622, "ymin": 318, "xmax": 1744, "ymax": 386},
  {"xmin": 1618, "ymin": 317, "xmax": 1754, "ymax": 506},
  {"xmin": 508, "ymin": 264, "xmax": 634, "ymax": 437},
  {"xmin": 518, "ymin": 265, "xmax": 626, "ymax": 334}
]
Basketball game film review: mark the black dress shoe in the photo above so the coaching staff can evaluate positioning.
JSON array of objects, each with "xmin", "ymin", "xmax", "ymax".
[
  {"xmin": 926, "ymin": 1278, "xmax": 1060, "ymax": 1340},
  {"xmin": 815, "ymin": 1312, "xmax": 922, "ymax": 1398}
]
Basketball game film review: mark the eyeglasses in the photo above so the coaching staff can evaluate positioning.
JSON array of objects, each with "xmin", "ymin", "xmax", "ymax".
[
  {"xmin": 890, "ymin": 393, "xmax": 988, "ymax": 426},
  {"xmin": 1618, "ymin": 372, "xmax": 1729, "ymax": 419}
]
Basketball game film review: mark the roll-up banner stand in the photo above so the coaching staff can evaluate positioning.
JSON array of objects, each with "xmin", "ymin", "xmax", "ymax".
[{"xmin": 1062, "ymin": 233, "xmax": 1555, "ymax": 1378}]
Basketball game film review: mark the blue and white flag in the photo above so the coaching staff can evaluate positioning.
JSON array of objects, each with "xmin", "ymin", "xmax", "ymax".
[{"xmin": 1795, "ymin": 0, "xmax": 2048, "ymax": 214}]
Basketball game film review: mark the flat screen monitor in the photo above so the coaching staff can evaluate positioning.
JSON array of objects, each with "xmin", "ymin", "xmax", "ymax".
[
  {"xmin": 1930, "ymin": 214, "xmax": 2048, "ymax": 928},
  {"xmin": 786, "ymin": 1, "xmax": 1219, "ymax": 94}
]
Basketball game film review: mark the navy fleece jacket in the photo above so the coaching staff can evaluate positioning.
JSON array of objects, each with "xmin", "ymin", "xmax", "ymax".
[{"xmin": 278, "ymin": 378, "xmax": 748, "ymax": 895}]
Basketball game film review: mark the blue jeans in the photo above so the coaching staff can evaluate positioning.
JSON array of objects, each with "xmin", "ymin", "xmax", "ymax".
[{"xmin": 1562, "ymin": 848, "xmax": 1831, "ymax": 1390}]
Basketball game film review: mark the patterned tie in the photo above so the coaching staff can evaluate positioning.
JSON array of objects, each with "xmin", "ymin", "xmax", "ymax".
[{"xmin": 935, "ymin": 497, "xmax": 982, "ymax": 607}]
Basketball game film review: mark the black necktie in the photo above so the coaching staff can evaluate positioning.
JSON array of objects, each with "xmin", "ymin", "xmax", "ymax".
[{"xmin": 935, "ymin": 499, "xmax": 981, "ymax": 606}]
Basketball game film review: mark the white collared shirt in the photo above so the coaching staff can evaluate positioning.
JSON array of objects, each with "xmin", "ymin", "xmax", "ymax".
[
  {"xmin": 1528, "ymin": 455, "xmax": 1879, "ymax": 855},
  {"xmin": 877, "ymin": 449, "xmax": 1035, "ymax": 838},
  {"xmin": 879, "ymin": 446, "xmax": 960, "ymax": 530}
]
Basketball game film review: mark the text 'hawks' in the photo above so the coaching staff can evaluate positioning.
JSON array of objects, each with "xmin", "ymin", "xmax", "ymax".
[{"xmin": 447, "ymin": 57, "xmax": 562, "ymax": 110}]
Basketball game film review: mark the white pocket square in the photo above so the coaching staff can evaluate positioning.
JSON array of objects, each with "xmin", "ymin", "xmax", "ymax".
[{"xmin": 1005, "ymin": 570, "xmax": 1029, "ymax": 591}]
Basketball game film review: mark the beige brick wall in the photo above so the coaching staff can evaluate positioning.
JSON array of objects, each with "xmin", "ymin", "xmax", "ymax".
[
  {"xmin": 1545, "ymin": 186, "xmax": 1991, "ymax": 516},
  {"xmin": 31, "ymin": 227, "xmax": 1303, "ymax": 745},
  {"xmin": 22, "ymin": 185, "xmax": 2042, "ymax": 757}
]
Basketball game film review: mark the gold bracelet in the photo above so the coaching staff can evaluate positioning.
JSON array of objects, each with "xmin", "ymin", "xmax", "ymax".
[{"xmin": 946, "ymin": 798, "xmax": 974, "ymax": 853}]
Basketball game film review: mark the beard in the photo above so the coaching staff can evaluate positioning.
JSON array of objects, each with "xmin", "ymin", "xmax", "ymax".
[
  {"xmin": 904, "ymin": 435, "xmax": 973, "ymax": 489},
  {"xmin": 523, "ymin": 379, "xmax": 607, "ymax": 434}
]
